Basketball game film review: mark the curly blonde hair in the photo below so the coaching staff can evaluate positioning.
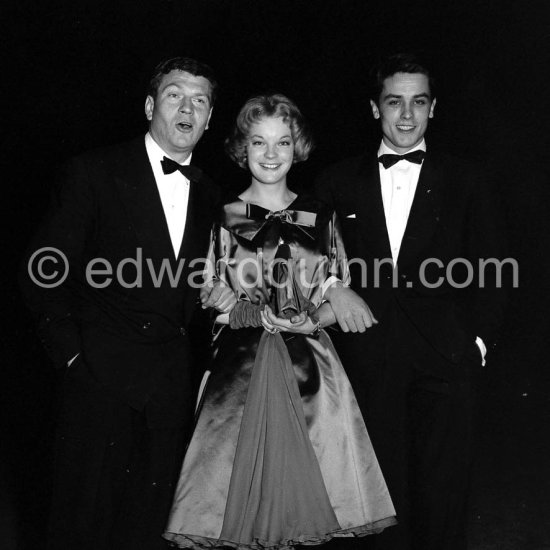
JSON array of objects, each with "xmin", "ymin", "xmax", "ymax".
[{"xmin": 224, "ymin": 93, "xmax": 314, "ymax": 169}]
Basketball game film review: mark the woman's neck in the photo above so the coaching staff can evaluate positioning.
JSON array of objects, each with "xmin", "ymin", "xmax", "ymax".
[{"xmin": 239, "ymin": 182, "xmax": 297, "ymax": 212}]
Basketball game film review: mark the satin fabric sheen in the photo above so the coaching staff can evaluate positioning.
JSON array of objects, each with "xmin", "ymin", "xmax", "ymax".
[{"xmin": 164, "ymin": 197, "xmax": 396, "ymax": 549}]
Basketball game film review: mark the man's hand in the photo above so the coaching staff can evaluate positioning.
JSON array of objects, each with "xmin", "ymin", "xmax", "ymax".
[
  {"xmin": 323, "ymin": 284, "xmax": 377, "ymax": 333},
  {"xmin": 200, "ymin": 281, "xmax": 237, "ymax": 313}
]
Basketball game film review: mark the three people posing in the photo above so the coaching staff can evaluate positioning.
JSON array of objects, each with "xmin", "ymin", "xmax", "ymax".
[{"xmin": 22, "ymin": 53, "xmax": 506, "ymax": 550}]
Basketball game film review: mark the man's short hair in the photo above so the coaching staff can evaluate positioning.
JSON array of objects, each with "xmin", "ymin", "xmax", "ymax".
[
  {"xmin": 370, "ymin": 52, "xmax": 436, "ymax": 104},
  {"xmin": 225, "ymin": 93, "xmax": 314, "ymax": 169},
  {"xmin": 148, "ymin": 57, "xmax": 218, "ymax": 104}
]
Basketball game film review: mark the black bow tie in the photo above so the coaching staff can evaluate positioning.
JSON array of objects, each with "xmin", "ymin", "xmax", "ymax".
[
  {"xmin": 378, "ymin": 149, "xmax": 426, "ymax": 169},
  {"xmin": 161, "ymin": 156, "xmax": 202, "ymax": 181}
]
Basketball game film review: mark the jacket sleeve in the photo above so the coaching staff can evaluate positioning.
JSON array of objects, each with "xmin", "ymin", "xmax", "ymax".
[
  {"xmin": 466, "ymin": 168, "xmax": 509, "ymax": 352},
  {"xmin": 19, "ymin": 157, "xmax": 96, "ymax": 368}
]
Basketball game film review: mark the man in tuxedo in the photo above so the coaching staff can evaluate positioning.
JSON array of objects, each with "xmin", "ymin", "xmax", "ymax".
[
  {"xmin": 316, "ymin": 53, "xmax": 507, "ymax": 549},
  {"xmin": 21, "ymin": 57, "xmax": 234, "ymax": 550}
]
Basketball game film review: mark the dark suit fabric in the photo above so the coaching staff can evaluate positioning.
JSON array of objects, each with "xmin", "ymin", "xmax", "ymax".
[
  {"xmin": 315, "ymin": 152, "xmax": 506, "ymax": 550},
  {"xmin": 21, "ymin": 137, "xmax": 219, "ymax": 550}
]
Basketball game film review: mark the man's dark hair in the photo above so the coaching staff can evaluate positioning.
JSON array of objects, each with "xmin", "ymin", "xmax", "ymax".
[
  {"xmin": 370, "ymin": 52, "xmax": 436, "ymax": 104},
  {"xmin": 148, "ymin": 57, "xmax": 218, "ymax": 104}
]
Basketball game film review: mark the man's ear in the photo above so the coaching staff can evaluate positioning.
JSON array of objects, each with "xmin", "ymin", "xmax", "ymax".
[
  {"xmin": 429, "ymin": 98, "xmax": 436, "ymax": 118},
  {"xmin": 205, "ymin": 107, "xmax": 213, "ymax": 130},
  {"xmin": 370, "ymin": 99, "xmax": 380, "ymax": 120},
  {"xmin": 145, "ymin": 95, "xmax": 154, "ymax": 121}
]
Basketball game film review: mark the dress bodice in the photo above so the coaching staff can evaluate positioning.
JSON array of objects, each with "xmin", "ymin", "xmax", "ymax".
[{"xmin": 204, "ymin": 195, "xmax": 350, "ymax": 309}]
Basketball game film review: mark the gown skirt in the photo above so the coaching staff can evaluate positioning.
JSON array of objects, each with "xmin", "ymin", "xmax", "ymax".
[{"xmin": 163, "ymin": 197, "xmax": 396, "ymax": 549}]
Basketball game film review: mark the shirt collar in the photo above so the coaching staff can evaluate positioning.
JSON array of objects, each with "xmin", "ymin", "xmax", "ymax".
[
  {"xmin": 377, "ymin": 138, "xmax": 426, "ymax": 157},
  {"xmin": 145, "ymin": 132, "xmax": 192, "ymax": 168}
]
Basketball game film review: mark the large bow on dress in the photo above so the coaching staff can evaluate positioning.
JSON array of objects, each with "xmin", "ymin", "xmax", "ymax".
[{"xmin": 222, "ymin": 202, "xmax": 317, "ymax": 243}]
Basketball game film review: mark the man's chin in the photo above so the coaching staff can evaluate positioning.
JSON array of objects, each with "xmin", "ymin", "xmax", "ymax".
[
  {"xmin": 171, "ymin": 138, "xmax": 198, "ymax": 154},
  {"xmin": 394, "ymin": 137, "xmax": 422, "ymax": 152}
]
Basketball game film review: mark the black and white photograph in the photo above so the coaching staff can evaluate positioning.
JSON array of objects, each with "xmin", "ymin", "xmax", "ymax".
[{"xmin": 3, "ymin": 1, "xmax": 550, "ymax": 549}]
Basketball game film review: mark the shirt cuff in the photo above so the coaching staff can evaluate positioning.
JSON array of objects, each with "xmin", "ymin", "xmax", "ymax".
[
  {"xmin": 475, "ymin": 336, "xmax": 487, "ymax": 366},
  {"xmin": 321, "ymin": 276, "xmax": 350, "ymax": 298}
]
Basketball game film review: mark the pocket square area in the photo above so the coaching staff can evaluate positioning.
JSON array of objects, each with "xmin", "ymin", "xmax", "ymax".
[{"xmin": 346, "ymin": 214, "xmax": 357, "ymax": 219}]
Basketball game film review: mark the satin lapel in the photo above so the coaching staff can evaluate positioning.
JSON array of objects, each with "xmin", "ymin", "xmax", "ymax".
[
  {"xmin": 178, "ymin": 176, "xmax": 214, "ymax": 325},
  {"xmin": 356, "ymin": 156, "xmax": 393, "ymax": 262},
  {"xmin": 397, "ymin": 155, "xmax": 441, "ymax": 268},
  {"xmin": 178, "ymin": 175, "xmax": 211, "ymax": 265},
  {"xmin": 113, "ymin": 140, "xmax": 174, "ymax": 264}
]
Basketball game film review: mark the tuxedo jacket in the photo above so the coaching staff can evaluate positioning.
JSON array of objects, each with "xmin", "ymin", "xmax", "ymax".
[
  {"xmin": 21, "ymin": 136, "xmax": 219, "ymax": 409},
  {"xmin": 315, "ymin": 150, "xmax": 507, "ymax": 375}
]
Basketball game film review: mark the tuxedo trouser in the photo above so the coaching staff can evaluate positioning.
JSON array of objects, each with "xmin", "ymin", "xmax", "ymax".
[
  {"xmin": 48, "ymin": 357, "xmax": 193, "ymax": 550},
  {"xmin": 328, "ymin": 310, "xmax": 482, "ymax": 550}
]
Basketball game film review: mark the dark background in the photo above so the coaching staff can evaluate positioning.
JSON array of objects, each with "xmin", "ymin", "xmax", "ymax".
[{"xmin": 3, "ymin": 0, "xmax": 550, "ymax": 548}]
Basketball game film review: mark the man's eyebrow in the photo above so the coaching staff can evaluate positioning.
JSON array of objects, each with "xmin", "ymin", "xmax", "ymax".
[
  {"xmin": 382, "ymin": 92, "xmax": 431, "ymax": 101},
  {"xmin": 159, "ymin": 84, "xmax": 210, "ymax": 99},
  {"xmin": 382, "ymin": 93, "xmax": 402, "ymax": 100},
  {"xmin": 160, "ymin": 83, "xmax": 182, "ymax": 93}
]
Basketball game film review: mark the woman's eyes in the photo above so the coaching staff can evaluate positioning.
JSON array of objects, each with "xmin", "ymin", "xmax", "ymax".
[{"xmin": 250, "ymin": 140, "xmax": 291, "ymax": 146}]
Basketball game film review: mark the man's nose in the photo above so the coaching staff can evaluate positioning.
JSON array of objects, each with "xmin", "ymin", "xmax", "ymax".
[
  {"xmin": 401, "ymin": 104, "xmax": 413, "ymax": 119},
  {"xmin": 179, "ymin": 98, "xmax": 193, "ymax": 113}
]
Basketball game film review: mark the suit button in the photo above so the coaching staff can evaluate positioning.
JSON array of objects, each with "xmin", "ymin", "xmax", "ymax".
[
  {"xmin": 180, "ymin": 327, "xmax": 186, "ymax": 336},
  {"xmin": 142, "ymin": 322, "xmax": 151, "ymax": 329},
  {"xmin": 401, "ymin": 274, "xmax": 407, "ymax": 279}
]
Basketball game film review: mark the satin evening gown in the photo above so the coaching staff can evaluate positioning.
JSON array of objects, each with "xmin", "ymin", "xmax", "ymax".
[{"xmin": 164, "ymin": 196, "xmax": 396, "ymax": 549}]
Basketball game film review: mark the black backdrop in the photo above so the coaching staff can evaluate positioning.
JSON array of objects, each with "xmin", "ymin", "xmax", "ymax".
[{"xmin": 3, "ymin": 1, "xmax": 550, "ymax": 548}]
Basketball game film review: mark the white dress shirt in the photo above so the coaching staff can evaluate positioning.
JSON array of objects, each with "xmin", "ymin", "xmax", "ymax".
[
  {"xmin": 145, "ymin": 132, "xmax": 191, "ymax": 258},
  {"xmin": 377, "ymin": 139, "xmax": 486, "ymax": 364},
  {"xmin": 378, "ymin": 139, "xmax": 425, "ymax": 264}
]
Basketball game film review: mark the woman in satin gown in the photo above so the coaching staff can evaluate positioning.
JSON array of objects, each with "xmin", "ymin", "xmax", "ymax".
[{"xmin": 164, "ymin": 94, "xmax": 396, "ymax": 549}]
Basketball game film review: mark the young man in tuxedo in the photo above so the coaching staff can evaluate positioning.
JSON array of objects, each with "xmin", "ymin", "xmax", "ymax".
[
  {"xmin": 316, "ymin": 53, "xmax": 507, "ymax": 549},
  {"xmin": 21, "ymin": 57, "xmax": 234, "ymax": 550}
]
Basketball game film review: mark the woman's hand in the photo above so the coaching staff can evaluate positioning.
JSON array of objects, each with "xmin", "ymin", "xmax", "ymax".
[
  {"xmin": 261, "ymin": 305, "xmax": 317, "ymax": 335},
  {"xmin": 259, "ymin": 307, "xmax": 279, "ymax": 334}
]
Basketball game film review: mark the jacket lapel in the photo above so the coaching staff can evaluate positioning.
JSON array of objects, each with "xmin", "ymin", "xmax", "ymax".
[
  {"xmin": 177, "ymin": 174, "xmax": 212, "ymax": 264},
  {"xmin": 397, "ymin": 154, "xmax": 442, "ymax": 268},
  {"xmin": 357, "ymin": 156, "xmax": 393, "ymax": 262},
  {"xmin": 179, "ymin": 174, "xmax": 217, "ymax": 325},
  {"xmin": 113, "ymin": 138, "xmax": 175, "ymax": 265}
]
